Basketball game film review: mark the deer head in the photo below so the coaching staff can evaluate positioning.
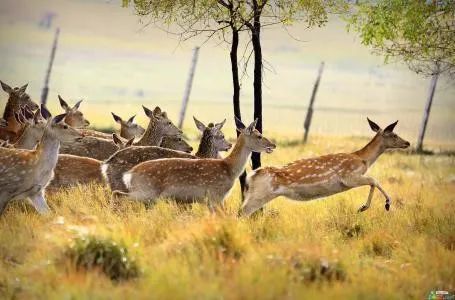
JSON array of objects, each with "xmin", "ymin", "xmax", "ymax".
[
  {"xmin": 40, "ymin": 104, "xmax": 84, "ymax": 143},
  {"xmin": 13, "ymin": 107, "xmax": 47, "ymax": 149},
  {"xmin": 111, "ymin": 112, "xmax": 145, "ymax": 139},
  {"xmin": 112, "ymin": 133, "xmax": 135, "ymax": 150},
  {"xmin": 194, "ymin": 117, "xmax": 232, "ymax": 156},
  {"xmin": 1, "ymin": 80, "xmax": 39, "ymax": 120},
  {"xmin": 235, "ymin": 117, "xmax": 276, "ymax": 153},
  {"xmin": 161, "ymin": 135, "xmax": 193, "ymax": 153},
  {"xmin": 58, "ymin": 95, "xmax": 90, "ymax": 128},
  {"xmin": 143, "ymin": 105, "xmax": 182, "ymax": 136},
  {"xmin": 367, "ymin": 118, "xmax": 410, "ymax": 150}
]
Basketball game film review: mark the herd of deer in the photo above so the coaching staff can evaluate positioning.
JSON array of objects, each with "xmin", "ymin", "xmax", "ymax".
[{"xmin": 0, "ymin": 81, "xmax": 410, "ymax": 217}]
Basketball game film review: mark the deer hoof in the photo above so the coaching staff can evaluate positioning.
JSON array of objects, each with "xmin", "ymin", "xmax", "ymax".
[{"xmin": 385, "ymin": 203, "xmax": 390, "ymax": 211}]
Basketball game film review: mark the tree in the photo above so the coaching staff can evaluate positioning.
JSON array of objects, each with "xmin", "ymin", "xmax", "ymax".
[
  {"xmin": 348, "ymin": 0, "xmax": 455, "ymax": 76},
  {"xmin": 122, "ymin": 0, "xmax": 337, "ymax": 191},
  {"xmin": 348, "ymin": 0, "xmax": 455, "ymax": 152}
]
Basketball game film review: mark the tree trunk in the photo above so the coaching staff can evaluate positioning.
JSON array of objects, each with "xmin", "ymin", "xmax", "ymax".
[
  {"xmin": 250, "ymin": 0, "xmax": 263, "ymax": 171},
  {"xmin": 230, "ymin": 28, "xmax": 247, "ymax": 195}
]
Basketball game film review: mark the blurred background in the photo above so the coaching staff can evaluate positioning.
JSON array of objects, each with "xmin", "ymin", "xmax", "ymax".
[{"xmin": 0, "ymin": 0, "xmax": 454, "ymax": 146}]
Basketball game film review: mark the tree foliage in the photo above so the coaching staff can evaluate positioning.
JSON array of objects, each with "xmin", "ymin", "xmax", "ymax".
[{"xmin": 348, "ymin": 0, "xmax": 455, "ymax": 76}]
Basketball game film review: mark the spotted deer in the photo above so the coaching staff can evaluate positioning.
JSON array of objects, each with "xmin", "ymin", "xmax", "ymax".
[
  {"xmin": 59, "ymin": 105, "xmax": 181, "ymax": 160},
  {"xmin": 0, "ymin": 105, "xmax": 83, "ymax": 215},
  {"xmin": 113, "ymin": 118, "xmax": 275, "ymax": 209},
  {"xmin": 101, "ymin": 117, "xmax": 231, "ymax": 192},
  {"xmin": 0, "ymin": 80, "xmax": 39, "ymax": 142},
  {"xmin": 240, "ymin": 119, "xmax": 410, "ymax": 217},
  {"xmin": 47, "ymin": 134, "xmax": 134, "ymax": 192},
  {"xmin": 111, "ymin": 112, "xmax": 145, "ymax": 140}
]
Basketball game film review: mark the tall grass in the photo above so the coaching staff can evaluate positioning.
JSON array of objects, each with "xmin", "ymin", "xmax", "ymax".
[{"xmin": 0, "ymin": 136, "xmax": 454, "ymax": 299}]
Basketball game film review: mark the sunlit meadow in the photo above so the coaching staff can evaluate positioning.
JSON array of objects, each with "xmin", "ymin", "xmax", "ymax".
[{"xmin": 0, "ymin": 0, "xmax": 454, "ymax": 299}]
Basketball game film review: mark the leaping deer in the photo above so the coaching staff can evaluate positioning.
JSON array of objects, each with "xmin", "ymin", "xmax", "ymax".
[
  {"xmin": 240, "ymin": 119, "xmax": 410, "ymax": 217},
  {"xmin": 0, "ymin": 104, "xmax": 83, "ymax": 215},
  {"xmin": 113, "ymin": 118, "xmax": 275, "ymax": 209}
]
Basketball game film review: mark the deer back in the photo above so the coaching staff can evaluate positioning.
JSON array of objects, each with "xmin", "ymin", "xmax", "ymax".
[{"xmin": 59, "ymin": 136, "xmax": 118, "ymax": 160}]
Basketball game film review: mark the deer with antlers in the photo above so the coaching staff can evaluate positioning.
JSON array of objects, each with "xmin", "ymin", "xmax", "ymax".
[
  {"xmin": 113, "ymin": 118, "xmax": 274, "ymax": 209},
  {"xmin": 0, "ymin": 80, "xmax": 39, "ymax": 142},
  {"xmin": 102, "ymin": 117, "xmax": 231, "ymax": 193},
  {"xmin": 239, "ymin": 119, "xmax": 410, "ymax": 216},
  {"xmin": 0, "ymin": 105, "xmax": 83, "ymax": 215},
  {"xmin": 59, "ymin": 105, "xmax": 182, "ymax": 160}
]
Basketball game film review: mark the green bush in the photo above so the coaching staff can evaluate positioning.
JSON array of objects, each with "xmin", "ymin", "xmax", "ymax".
[{"xmin": 65, "ymin": 235, "xmax": 140, "ymax": 281}]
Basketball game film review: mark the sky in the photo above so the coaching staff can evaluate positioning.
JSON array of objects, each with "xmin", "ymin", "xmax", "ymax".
[{"xmin": 0, "ymin": 0, "xmax": 454, "ymax": 144}]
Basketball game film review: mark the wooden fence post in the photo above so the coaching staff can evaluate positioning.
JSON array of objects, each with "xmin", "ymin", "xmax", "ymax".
[
  {"xmin": 41, "ymin": 27, "xmax": 60, "ymax": 105},
  {"xmin": 416, "ymin": 71, "xmax": 439, "ymax": 153},
  {"xmin": 178, "ymin": 47, "xmax": 200, "ymax": 129},
  {"xmin": 303, "ymin": 62, "xmax": 324, "ymax": 143}
]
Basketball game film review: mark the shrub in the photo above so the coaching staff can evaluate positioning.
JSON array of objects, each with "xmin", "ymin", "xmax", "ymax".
[{"xmin": 65, "ymin": 235, "xmax": 140, "ymax": 281}]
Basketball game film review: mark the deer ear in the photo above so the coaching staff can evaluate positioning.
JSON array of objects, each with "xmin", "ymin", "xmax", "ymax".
[
  {"xmin": 126, "ymin": 137, "xmax": 135, "ymax": 147},
  {"xmin": 235, "ymin": 116, "xmax": 246, "ymax": 133},
  {"xmin": 18, "ymin": 83, "xmax": 28, "ymax": 94},
  {"xmin": 193, "ymin": 116, "xmax": 206, "ymax": 132},
  {"xmin": 246, "ymin": 118, "xmax": 258, "ymax": 133},
  {"xmin": 127, "ymin": 115, "xmax": 136, "ymax": 124},
  {"xmin": 112, "ymin": 133, "xmax": 122, "ymax": 145},
  {"xmin": 52, "ymin": 114, "xmax": 66, "ymax": 124},
  {"xmin": 73, "ymin": 100, "xmax": 83, "ymax": 110},
  {"xmin": 367, "ymin": 117, "xmax": 381, "ymax": 132},
  {"xmin": 111, "ymin": 112, "xmax": 122, "ymax": 124},
  {"xmin": 40, "ymin": 104, "xmax": 52, "ymax": 120},
  {"xmin": 0, "ymin": 80, "xmax": 12, "ymax": 94},
  {"xmin": 384, "ymin": 120, "xmax": 398, "ymax": 133},
  {"xmin": 153, "ymin": 106, "xmax": 162, "ymax": 116},
  {"xmin": 142, "ymin": 105, "xmax": 155, "ymax": 119},
  {"xmin": 58, "ymin": 95, "xmax": 70, "ymax": 111},
  {"xmin": 215, "ymin": 119, "xmax": 226, "ymax": 130}
]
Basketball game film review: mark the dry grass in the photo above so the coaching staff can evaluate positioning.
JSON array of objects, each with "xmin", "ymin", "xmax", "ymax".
[{"xmin": 0, "ymin": 135, "xmax": 454, "ymax": 299}]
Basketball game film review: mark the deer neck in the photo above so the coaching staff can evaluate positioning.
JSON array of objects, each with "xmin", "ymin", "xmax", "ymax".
[
  {"xmin": 3, "ymin": 99, "xmax": 21, "ymax": 133},
  {"xmin": 223, "ymin": 134, "xmax": 251, "ymax": 179},
  {"xmin": 14, "ymin": 126, "xmax": 43, "ymax": 150},
  {"xmin": 354, "ymin": 133, "xmax": 385, "ymax": 167},
  {"xmin": 196, "ymin": 133, "xmax": 218, "ymax": 158},
  {"xmin": 35, "ymin": 128, "xmax": 60, "ymax": 168},
  {"xmin": 135, "ymin": 120, "xmax": 163, "ymax": 146}
]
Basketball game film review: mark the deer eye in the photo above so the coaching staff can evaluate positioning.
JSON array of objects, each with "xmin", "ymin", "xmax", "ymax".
[
  {"xmin": 258, "ymin": 135, "xmax": 263, "ymax": 139},
  {"xmin": 63, "ymin": 125, "xmax": 69, "ymax": 129}
]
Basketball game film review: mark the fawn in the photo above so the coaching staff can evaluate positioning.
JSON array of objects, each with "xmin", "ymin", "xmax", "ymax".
[
  {"xmin": 59, "ymin": 105, "xmax": 181, "ymax": 160},
  {"xmin": 111, "ymin": 112, "xmax": 145, "ymax": 140},
  {"xmin": 0, "ymin": 80, "xmax": 39, "ymax": 142},
  {"xmin": 113, "ymin": 118, "xmax": 275, "ymax": 208},
  {"xmin": 240, "ymin": 119, "xmax": 410, "ymax": 216},
  {"xmin": 47, "ymin": 134, "xmax": 134, "ymax": 192},
  {"xmin": 102, "ymin": 117, "xmax": 231, "ymax": 192},
  {"xmin": 0, "ymin": 105, "xmax": 82, "ymax": 215}
]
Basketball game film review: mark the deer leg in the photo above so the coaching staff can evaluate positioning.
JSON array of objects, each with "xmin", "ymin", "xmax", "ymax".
[
  {"xmin": 341, "ymin": 176, "xmax": 392, "ymax": 212},
  {"xmin": 28, "ymin": 191, "xmax": 50, "ymax": 214},
  {"xmin": 240, "ymin": 190, "xmax": 276, "ymax": 217}
]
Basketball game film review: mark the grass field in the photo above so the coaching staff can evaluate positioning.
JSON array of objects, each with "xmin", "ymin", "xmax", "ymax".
[{"xmin": 0, "ymin": 135, "xmax": 454, "ymax": 299}]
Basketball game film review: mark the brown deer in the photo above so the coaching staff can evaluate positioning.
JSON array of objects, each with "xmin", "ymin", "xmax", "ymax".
[
  {"xmin": 0, "ymin": 105, "xmax": 83, "ymax": 215},
  {"xmin": 240, "ymin": 119, "xmax": 410, "ymax": 217},
  {"xmin": 47, "ymin": 134, "xmax": 134, "ymax": 192},
  {"xmin": 160, "ymin": 135, "xmax": 193, "ymax": 153},
  {"xmin": 111, "ymin": 112, "xmax": 145, "ymax": 140},
  {"xmin": 58, "ymin": 95, "xmax": 111, "ymax": 139},
  {"xmin": 0, "ymin": 80, "xmax": 39, "ymax": 142},
  {"xmin": 101, "ymin": 117, "xmax": 231, "ymax": 192},
  {"xmin": 59, "ymin": 105, "xmax": 181, "ymax": 160},
  {"xmin": 113, "ymin": 118, "xmax": 275, "ymax": 209}
]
